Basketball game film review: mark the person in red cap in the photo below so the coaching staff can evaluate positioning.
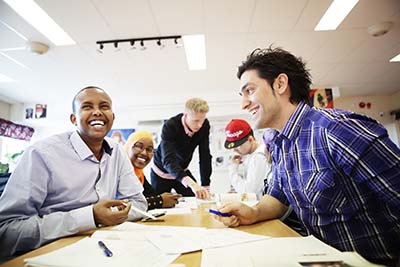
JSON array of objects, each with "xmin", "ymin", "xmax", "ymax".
[{"xmin": 224, "ymin": 119, "xmax": 270, "ymax": 199}]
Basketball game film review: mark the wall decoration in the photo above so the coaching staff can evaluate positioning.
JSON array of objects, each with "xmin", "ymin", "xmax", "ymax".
[
  {"xmin": 25, "ymin": 108, "xmax": 33, "ymax": 119},
  {"xmin": 309, "ymin": 88, "xmax": 333, "ymax": 108},
  {"xmin": 35, "ymin": 104, "xmax": 47, "ymax": 118},
  {"xmin": 0, "ymin": 118, "xmax": 35, "ymax": 141},
  {"xmin": 107, "ymin": 129, "xmax": 135, "ymax": 145}
]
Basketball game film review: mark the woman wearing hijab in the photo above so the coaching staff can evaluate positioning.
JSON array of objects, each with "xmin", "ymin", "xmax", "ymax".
[{"xmin": 125, "ymin": 131, "xmax": 182, "ymax": 210}]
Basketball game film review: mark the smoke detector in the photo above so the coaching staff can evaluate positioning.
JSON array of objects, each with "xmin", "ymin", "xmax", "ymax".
[
  {"xmin": 27, "ymin": 41, "xmax": 49, "ymax": 55},
  {"xmin": 367, "ymin": 21, "xmax": 394, "ymax": 37}
]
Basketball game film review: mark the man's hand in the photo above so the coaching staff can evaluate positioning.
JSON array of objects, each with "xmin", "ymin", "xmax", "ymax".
[
  {"xmin": 93, "ymin": 199, "xmax": 131, "ymax": 227},
  {"xmin": 213, "ymin": 202, "xmax": 257, "ymax": 227},
  {"xmin": 232, "ymin": 155, "xmax": 242, "ymax": 164},
  {"xmin": 161, "ymin": 193, "xmax": 182, "ymax": 208},
  {"xmin": 188, "ymin": 181, "xmax": 210, "ymax": 200}
]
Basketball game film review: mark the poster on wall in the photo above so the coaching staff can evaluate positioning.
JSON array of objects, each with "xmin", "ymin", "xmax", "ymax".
[
  {"xmin": 35, "ymin": 104, "xmax": 47, "ymax": 118},
  {"xmin": 107, "ymin": 129, "xmax": 160, "ymax": 147},
  {"xmin": 25, "ymin": 108, "xmax": 33, "ymax": 119},
  {"xmin": 309, "ymin": 88, "xmax": 333, "ymax": 108},
  {"xmin": 107, "ymin": 129, "xmax": 135, "ymax": 145}
]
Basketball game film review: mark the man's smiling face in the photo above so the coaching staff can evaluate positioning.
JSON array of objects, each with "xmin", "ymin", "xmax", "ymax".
[{"xmin": 70, "ymin": 88, "xmax": 114, "ymax": 144}]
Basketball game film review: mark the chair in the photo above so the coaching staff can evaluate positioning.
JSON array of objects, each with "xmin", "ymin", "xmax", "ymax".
[{"xmin": 0, "ymin": 172, "xmax": 11, "ymax": 197}]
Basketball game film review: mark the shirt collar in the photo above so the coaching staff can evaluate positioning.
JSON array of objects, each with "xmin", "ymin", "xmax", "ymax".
[
  {"xmin": 70, "ymin": 131, "xmax": 113, "ymax": 160},
  {"xmin": 181, "ymin": 113, "xmax": 194, "ymax": 137},
  {"xmin": 276, "ymin": 101, "xmax": 310, "ymax": 144}
]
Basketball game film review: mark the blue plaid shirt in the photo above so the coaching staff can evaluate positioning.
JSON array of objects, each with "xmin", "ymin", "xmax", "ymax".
[{"xmin": 267, "ymin": 102, "xmax": 400, "ymax": 262}]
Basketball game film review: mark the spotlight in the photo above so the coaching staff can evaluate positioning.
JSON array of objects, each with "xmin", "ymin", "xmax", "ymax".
[
  {"xmin": 97, "ymin": 43, "xmax": 104, "ymax": 54},
  {"xmin": 140, "ymin": 40, "xmax": 146, "ymax": 50},
  {"xmin": 156, "ymin": 39, "xmax": 164, "ymax": 49},
  {"xmin": 114, "ymin": 42, "xmax": 120, "ymax": 52},
  {"xmin": 174, "ymin": 38, "xmax": 182, "ymax": 48},
  {"xmin": 130, "ymin": 40, "xmax": 136, "ymax": 50}
]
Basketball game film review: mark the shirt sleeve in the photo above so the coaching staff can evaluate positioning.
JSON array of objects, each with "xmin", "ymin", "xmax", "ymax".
[
  {"xmin": 267, "ymin": 170, "xmax": 290, "ymax": 206},
  {"xmin": 0, "ymin": 147, "xmax": 96, "ymax": 259},
  {"xmin": 198, "ymin": 121, "xmax": 212, "ymax": 186},
  {"xmin": 159, "ymin": 121, "xmax": 187, "ymax": 181},
  {"xmin": 327, "ymin": 115, "xmax": 400, "ymax": 215}
]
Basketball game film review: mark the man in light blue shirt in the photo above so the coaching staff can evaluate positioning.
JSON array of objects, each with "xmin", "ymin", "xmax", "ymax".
[{"xmin": 0, "ymin": 86, "xmax": 146, "ymax": 261}]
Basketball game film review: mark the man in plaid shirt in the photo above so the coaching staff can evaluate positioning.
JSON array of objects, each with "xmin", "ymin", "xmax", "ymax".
[{"xmin": 214, "ymin": 46, "xmax": 400, "ymax": 267}]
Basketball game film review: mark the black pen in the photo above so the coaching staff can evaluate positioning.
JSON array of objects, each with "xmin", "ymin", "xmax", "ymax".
[{"xmin": 98, "ymin": 240, "xmax": 113, "ymax": 257}]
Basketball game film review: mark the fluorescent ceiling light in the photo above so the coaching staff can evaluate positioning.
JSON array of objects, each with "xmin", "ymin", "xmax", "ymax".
[
  {"xmin": 4, "ymin": 0, "xmax": 76, "ymax": 46},
  {"xmin": 389, "ymin": 54, "xmax": 400, "ymax": 62},
  {"xmin": 315, "ymin": 0, "xmax": 359, "ymax": 31},
  {"xmin": 0, "ymin": 19, "xmax": 28, "ymax": 41},
  {"xmin": 0, "ymin": 52, "xmax": 31, "ymax": 70},
  {"xmin": 0, "ymin": 73, "xmax": 14, "ymax": 82},
  {"xmin": 183, "ymin": 34, "xmax": 206, "ymax": 70}
]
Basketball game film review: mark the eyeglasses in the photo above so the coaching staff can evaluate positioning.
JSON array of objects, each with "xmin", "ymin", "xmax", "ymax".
[{"xmin": 132, "ymin": 143, "xmax": 155, "ymax": 154}]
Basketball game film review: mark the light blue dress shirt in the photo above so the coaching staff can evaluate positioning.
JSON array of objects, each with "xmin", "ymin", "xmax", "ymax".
[{"xmin": 0, "ymin": 131, "xmax": 146, "ymax": 260}]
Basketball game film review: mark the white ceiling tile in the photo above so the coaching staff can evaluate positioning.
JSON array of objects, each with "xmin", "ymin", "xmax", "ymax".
[
  {"xmin": 36, "ymin": 0, "xmax": 115, "ymax": 43},
  {"xmin": 204, "ymin": 0, "xmax": 255, "ymax": 33},
  {"xmin": 150, "ymin": 0, "xmax": 203, "ymax": 35},
  {"xmin": 340, "ymin": 0, "xmax": 400, "ymax": 29},
  {"xmin": 286, "ymin": 31, "xmax": 330, "ymax": 60},
  {"xmin": 310, "ymin": 29, "xmax": 368, "ymax": 63},
  {"xmin": 293, "ymin": 0, "xmax": 332, "ymax": 31},
  {"xmin": 92, "ymin": 0, "xmax": 158, "ymax": 38},
  {"xmin": 345, "ymin": 30, "xmax": 400, "ymax": 63},
  {"xmin": 250, "ymin": 0, "xmax": 308, "ymax": 32}
]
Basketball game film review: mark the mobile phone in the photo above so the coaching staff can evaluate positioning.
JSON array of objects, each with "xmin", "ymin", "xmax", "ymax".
[{"xmin": 141, "ymin": 211, "xmax": 166, "ymax": 222}]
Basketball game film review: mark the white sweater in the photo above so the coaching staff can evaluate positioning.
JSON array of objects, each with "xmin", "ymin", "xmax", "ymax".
[{"xmin": 228, "ymin": 145, "xmax": 271, "ymax": 199}]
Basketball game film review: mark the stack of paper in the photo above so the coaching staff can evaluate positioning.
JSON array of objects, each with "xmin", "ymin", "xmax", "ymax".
[{"xmin": 99, "ymin": 222, "xmax": 269, "ymax": 254}]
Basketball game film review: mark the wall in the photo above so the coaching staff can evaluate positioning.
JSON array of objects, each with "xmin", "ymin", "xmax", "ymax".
[
  {"xmin": 334, "ymin": 90, "xmax": 400, "ymax": 145},
  {"xmin": 0, "ymin": 100, "xmax": 10, "ymax": 120}
]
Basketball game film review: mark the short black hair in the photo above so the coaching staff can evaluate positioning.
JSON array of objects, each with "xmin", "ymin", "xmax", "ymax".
[
  {"xmin": 237, "ymin": 46, "xmax": 312, "ymax": 105},
  {"xmin": 71, "ymin": 86, "xmax": 106, "ymax": 113}
]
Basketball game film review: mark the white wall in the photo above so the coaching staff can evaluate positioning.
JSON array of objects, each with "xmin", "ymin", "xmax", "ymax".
[{"xmin": 0, "ymin": 100, "xmax": 10, "ymax": 120}]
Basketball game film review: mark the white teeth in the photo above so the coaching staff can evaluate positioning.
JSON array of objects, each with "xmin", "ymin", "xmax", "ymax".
[
  {"xmin": 90, "ymin": 120, "xmax": 105, "ymax": 126},
  {"xmin": 137, "ymin": 158, "xmax": 146, "ymax": 162}
]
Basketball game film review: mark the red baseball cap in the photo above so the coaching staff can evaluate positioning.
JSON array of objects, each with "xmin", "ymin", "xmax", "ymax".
[{"xmin": 224, "ymin": 119, "xmax": 253, "ymax": 149}]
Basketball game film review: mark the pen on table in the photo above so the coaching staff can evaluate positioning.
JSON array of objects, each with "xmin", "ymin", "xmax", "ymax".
[
  {"xmin": 208, "ymin": 209, "xmax": 231, "ymax": 217},
  {"xmin": 98, "ymin": 240, "xmax": 113, "ymax": 257}
]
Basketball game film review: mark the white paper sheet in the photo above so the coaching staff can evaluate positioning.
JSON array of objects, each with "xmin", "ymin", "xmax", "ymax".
[
  {"xmin": 25, "ymin": 237, "xmax": 179, "ymax": 267},
  {"xmin": 201, "ymin": 236, "xmax": 372, "ymax": 267}
]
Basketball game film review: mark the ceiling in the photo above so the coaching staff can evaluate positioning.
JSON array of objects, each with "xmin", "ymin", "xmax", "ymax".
[{"xmin": 0, "ymin": 0, "xmax": 399, "ymax": 126}]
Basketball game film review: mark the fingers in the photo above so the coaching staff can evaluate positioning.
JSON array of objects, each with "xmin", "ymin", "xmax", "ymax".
[
  {"xmin": 93, "ymin": 200, "xmax": 131, "ymax": 226},
  {"xmin": 195, "ymin": 188, "xmax": 210, "ymax": 200},
  {"xmin": 213, "ymin": 214, "xmax": 239, "ymax": 227}
]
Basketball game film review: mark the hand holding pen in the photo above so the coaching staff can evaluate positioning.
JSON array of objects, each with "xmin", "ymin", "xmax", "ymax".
[
  {"xmin": 93, "ymin": 199, "xmax": 131, "ymax": 227},
  {"xmin": 212, "ymin": 202, "xmax": 257, "ymax": 227}
]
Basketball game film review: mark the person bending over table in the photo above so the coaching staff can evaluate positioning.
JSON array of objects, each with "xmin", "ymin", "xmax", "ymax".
[{"xmin": 151, "ymin": 98, "xmax": 212, "ymax": 200}]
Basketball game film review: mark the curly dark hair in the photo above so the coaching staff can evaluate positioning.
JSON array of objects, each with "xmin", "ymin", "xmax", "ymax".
[{"xmin": 237, "ymin": 46, "xmax": 312, "ymax": 105}]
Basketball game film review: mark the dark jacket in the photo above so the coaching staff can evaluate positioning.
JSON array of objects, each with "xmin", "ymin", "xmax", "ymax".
[{"xmin": 153, "ymin": 113, "xmax": 212, "ymax": 186}]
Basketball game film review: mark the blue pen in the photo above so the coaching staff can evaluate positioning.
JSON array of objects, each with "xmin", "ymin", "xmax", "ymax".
[
  {"xmin": 98, "ymin": 240, "xmax": 113, "ymax": 257},
  {"xmin": 209, "ymin": 209, "xmax": 231, "ymax": 217}
]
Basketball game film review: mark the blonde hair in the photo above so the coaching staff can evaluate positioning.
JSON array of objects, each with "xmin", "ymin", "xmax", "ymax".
[{"xmin": 185, "ymin": 98, "xmax": 209, "ymax": 113}]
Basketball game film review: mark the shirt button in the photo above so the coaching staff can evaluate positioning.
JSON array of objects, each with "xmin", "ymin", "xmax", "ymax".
[{"xmin": 96, "ymin": 188, "xmax": 100, "ymax": 192}]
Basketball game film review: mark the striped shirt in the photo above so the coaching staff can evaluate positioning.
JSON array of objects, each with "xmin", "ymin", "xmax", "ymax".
[{"xmin": 267, "ymin": 101, "xmax": 400, "ymax": 263}]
